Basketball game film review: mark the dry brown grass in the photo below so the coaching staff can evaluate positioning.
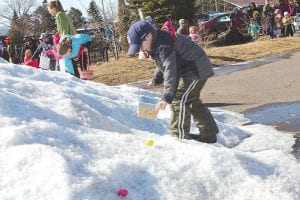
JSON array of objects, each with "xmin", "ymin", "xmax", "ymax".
[
  {"xmin": 91, "ymin": 57, "xmax": 156, "ymax": 85},
  {"xmin": 206, "ymin": 37, "xmax": 300, "ymax": 66},
  {"xmin": 91, "ymin": 37, "xmax": 300, "ymax": 85}
]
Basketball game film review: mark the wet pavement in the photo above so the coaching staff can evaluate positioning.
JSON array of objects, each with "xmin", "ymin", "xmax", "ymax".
[
  {"xmin": 213, "ymin": 50, "xmax": 300, "ymax": 136},
  {"xmin": 213, "ymin": 52, "xmax": 291, "ymax": 76},
  {"xmin": 215, "ymin": 51, "xmax": 300, "ymax": 135},
  {"xmin": 243, "ymin": 101, "xmax": 300, "ymax": 134},
  {"xmin": 243, "ymin": 102, "xmax": 300, "ymax": 159}
]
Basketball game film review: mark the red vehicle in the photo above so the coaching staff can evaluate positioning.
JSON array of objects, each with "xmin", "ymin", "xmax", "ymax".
[{"xmin": 198, "ymin": 13, "xmax": 231, "ymax": 35}]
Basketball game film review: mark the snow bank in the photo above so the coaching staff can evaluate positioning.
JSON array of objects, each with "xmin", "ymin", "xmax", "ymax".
[{"xmin": 0, "ymin": 63, "xmax": 299, "ymax": 200}]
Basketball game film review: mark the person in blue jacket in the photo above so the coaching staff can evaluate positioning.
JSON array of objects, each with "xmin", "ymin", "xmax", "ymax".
[{"xmin": 57, "ymin": 34, "xmax": 92, "ymax": 78}]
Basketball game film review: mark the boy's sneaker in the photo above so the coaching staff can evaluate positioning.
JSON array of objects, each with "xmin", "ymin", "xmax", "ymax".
[{"xmin": 189, "ymin": 134, "xmax": 217, "ymax": 144}]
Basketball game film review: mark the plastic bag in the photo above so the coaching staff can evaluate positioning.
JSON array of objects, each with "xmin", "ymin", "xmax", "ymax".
[{"xmin": 39, "ymin": 53, "xmax": 50, "ymax": 70}]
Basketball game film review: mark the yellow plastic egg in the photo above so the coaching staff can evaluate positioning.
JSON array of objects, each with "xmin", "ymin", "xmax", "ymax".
[{"xmin": 145, "ymin": 139, "xmax": 154, "ymax": 146}]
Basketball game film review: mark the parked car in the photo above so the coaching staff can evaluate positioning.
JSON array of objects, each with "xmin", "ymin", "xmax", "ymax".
[
  {"xmin": 208, "ymin": 11, "xmax": 226, "ymax": 19},
  {"xmin": 195, "ymin": 12, "xmax": 225, "ymax": 25},
  {"xmin": 293, "ymin": 13, "xmax": 300, "ymax": 31},
  {"xmin": 207, "ymin": 10, "xmax": 225, "ymax": 18},
  {"xmin": 198, "ymin": 13, "xmax": 231, "ymax": 35},
  {"xmin": 195, "ymin": 13, "xmax": 210, "ymax": 24}
]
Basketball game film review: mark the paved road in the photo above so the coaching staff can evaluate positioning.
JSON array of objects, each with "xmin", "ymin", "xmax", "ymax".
[
  {"xmin": 202, "ymin": 50, "xmax": 300, "ymax": 133},
  {"xmin": 202, "ymin": 50, "xmax": 300, "ymax": 113}
]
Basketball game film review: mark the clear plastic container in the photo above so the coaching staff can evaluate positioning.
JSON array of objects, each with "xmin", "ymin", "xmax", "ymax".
[{"xmin": 137, "ymin": 95, "xmax": 160, "ymax": 119}]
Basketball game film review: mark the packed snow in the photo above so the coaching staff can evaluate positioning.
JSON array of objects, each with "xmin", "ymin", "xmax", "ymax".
[{"xmin": 0, "ymin": 60, "xmax": 299, "ymax": 200}]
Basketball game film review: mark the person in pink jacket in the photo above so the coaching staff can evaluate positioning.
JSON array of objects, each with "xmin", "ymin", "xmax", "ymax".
[
  {"xmin": 161, "ymin": 20, "xmax": 176, "ymax": 44},
  {"xmin": 22, "ymin": 49, "xmax": 39, "ymax": 68}
]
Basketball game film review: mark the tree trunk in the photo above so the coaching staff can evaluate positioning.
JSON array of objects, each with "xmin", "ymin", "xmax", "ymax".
[{"xmin": 118, "ymin": 0, "xmax": 130, "ymax": 55}]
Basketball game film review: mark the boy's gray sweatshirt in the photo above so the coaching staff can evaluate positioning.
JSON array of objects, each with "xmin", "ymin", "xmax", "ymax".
[{"xmin": 151, "ymin": 29, "xmax": 214, "ymax": 103}]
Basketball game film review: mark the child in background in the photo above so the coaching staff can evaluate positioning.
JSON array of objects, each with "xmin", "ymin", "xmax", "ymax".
[
  {"xmin": 274, "ymin": 8, "xmax": 283, "ymax": 37},
  {"xmin": 47, "ymin": 0, "xmax": 76, "ymax": 37},
  {"xmin": 22, "ymin": 49, "xmax": 39, "ymax": 68},
  {"xmin": 177, "ymin": 19, "xmax": 189, "ymax": 36},
  {"xmin": 188, "ymin": 26, "xmax": 201, "ymax": 43},
  {"xmin": 48, "ymin": 30, "xmax": 62, "ymax": 70},
  {"xmin": 282, "ymin": 11, "xmax": 295, "ymax": 36},
  {"xmin": 48, "ymin": 0, "xmax": 76, "ymax": 72},
  {"xmin": 248, "ymin": 18, "xmax": 261, "ymax": 39},
  {"xmin": 57, "ymin": 34, "xmax": 92, "ymax": 78},
  {"xmin": 161, "ymin": 20, "xmax": 176, "ymax": 44}
]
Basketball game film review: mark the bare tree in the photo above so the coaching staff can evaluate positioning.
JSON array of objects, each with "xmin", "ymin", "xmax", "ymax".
[
  {"xmin": 0, "ymin": 0, "xmax": 37, "ymax": 36},
  {"xmin": 0, "ymin": 0, "xmax": 37, "ymax": 20},
  {"xmin": 102, "ymin": 0, "xmax": 121, "ymax": 59},
  {"xmin": 194, "ymin": 0, "xmax": 234, "ymax": 14},
  {"xmin": 103, "ymin": 0, "xmax": 118, "ymax": 20},
  {"xmin": 88, "ymin": 0, "xmax": 120, "ymax": 60},
  {"xmin": 118, "ymin": 0, "xmax": 131, "ymax": 54}
]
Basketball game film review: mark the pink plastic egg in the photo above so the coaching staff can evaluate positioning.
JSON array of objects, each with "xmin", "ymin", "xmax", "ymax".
[{"xmin": 118, "ymin": 188, "xmax": 128, "ymax": 197}]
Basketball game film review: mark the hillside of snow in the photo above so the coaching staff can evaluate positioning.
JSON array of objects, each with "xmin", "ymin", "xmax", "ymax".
[{"xmin": 0, "ymin": 60, "xmax": 299, "ymax": 200}]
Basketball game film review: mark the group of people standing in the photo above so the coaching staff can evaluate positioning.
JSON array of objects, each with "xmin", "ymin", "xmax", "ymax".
[
  {"xmin": 0, "ymin": 36, "xmax": 37, "ymax": 64},
  {"xmin": 263, "ymin": 0, "xmax": 299, "ymax": 38},
  {"xmin": 47, "ymin": 0, "xmax": 92, "ymax": 78},
  {"xmin": 146, "ymin": 15, "xmax": 202, "ymax": 44},
  {"xmin": 247, "ymin": 0, "xmax": 299, "ymax": 39},
  {"xmin": 23, "ymin": 33, "xmax": 54, "ymax": 69},
  {"xmin": 221, "ymin": 0, "xmax": 299, "ymax": 40},
  {"xmin": 0, "ymin": 0, "xmax": 92, "ymax": 79}
]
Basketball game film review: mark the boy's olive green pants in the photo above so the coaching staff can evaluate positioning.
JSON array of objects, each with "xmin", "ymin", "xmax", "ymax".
[{"xmin": 170, "ymin": 79, "xmax": 219, "ymax": 139}]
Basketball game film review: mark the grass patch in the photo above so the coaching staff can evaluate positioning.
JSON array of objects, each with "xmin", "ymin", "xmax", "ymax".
[{"xmin": 91, "ymin": 37, "xmax": 300, "ymax": 85}]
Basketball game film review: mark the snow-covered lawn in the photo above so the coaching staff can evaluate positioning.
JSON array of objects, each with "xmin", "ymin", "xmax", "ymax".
[{"xmin": 0, "ymin": 60, "xmax": 299, "ymax": 200}]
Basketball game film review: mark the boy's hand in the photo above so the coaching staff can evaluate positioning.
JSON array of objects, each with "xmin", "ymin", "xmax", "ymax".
[
  {"xmin": 155, "ymin": 100, "xmax": 168, "ymax": 111},
  {"xmin": 147, "ymin": 79, "xmax": 154, "ymax": 87}
]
